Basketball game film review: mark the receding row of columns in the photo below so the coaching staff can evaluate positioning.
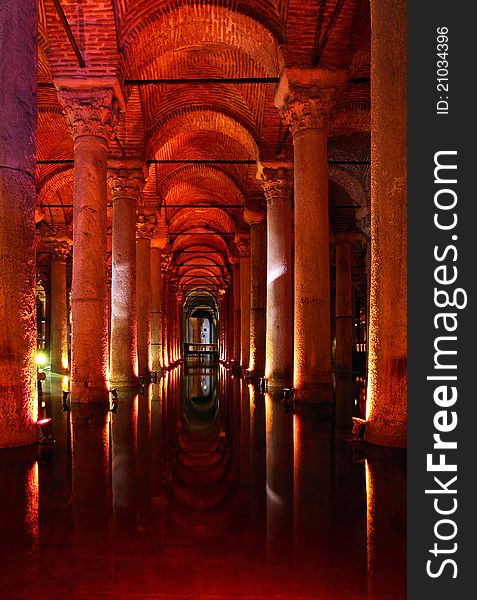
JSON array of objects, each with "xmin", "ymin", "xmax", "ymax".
[
  {"xmin": 221, "ymin": 57, "xmax": 406, "ymax": 446},
  {"xmin": 0, "ymin": 0, "xmax": 406, "ymax": 449}
]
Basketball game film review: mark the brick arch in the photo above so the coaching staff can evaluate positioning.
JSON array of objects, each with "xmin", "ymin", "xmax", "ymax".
[
  {"xmin": 159, "ymin": 164, "xmax": 245, "ymax": 206},
  {"xmin": 121, "ymin": 4, "xmax": 281, "ymax": 78},
  {"xmin": 168, "ymin": 207, "xmax": 236, "ymax": 234},
  {"xmin": 147, "ymin": 109, "xmax": 258, "ymax": 161}
]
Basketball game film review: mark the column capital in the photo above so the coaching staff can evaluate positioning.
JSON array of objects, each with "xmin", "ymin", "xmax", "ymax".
[
  {"xmin": 275, "ymin": 68, "xmax": 347, "ymax": 135},
  {"xmin": 161, "ymin": 252, "xmax": 171, "ymax": 272},
  {"xmin": 244, "ymin": 206, "xmax": 266, "ymax": 226},
  {"xmin": 58, "ymin": 87, "xmax": 120, "ymax": 142},
  {"xmin": 356, "ymin": 205, "xmax": 371, "ymax": 238},
  {"xmin": 235, "ymin": 233, "xmax": 250, "ymax": 258},
  {"xmin": 261, "ymin": 166, "xmax": 293, "ymax": 203},
  {"xmin": 50, "ymin": 240, "xmax": 72, "ymax": 262},
  {"xmin": 108, "ymin": 166, "xmax": 146, "ymax": 201},
  {"xmin": 151, "ymin": 213, "xmax": 168, "ymax": 249},
  {"xmin": 46, "ymin": 231, "xmax": 73, "ymax": 261},
  {"xmin": 136, "ymin": 213, "xmax": 157, "ymax": 240}
]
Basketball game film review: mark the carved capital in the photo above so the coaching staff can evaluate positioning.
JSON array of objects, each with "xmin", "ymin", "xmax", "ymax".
[
  {"xmin": 357, "ymin": 212, "xmax": 371, "ymax": 238},
  {"xmin": 261, "ymin": 167, "xmax": 293, "ymax": 203},
  {"xmin": 235, "ymin": 234, "xmax": 250, "ymax": 258},
  {"xmin": 275, "ymin": 68, "xmax": 347, "ymax": 135},
  {"xmin": 244, "ymin": 206, "xmax": 266, "ymax": 226},
  {"xmin": 58, "ymin": 88, "xmax": 120, "ymax": 142},
  {"xmin": 355, "ymin": 203, "xmax": 370, "ymax": 238},
  {"xmin": 136, "ymin": 213, "xmax": 157, "ymax": 240},
  {"xmin": 281, "ymin": 90, "xmax": 337, "ymax": 134},
  {"xmin": 108, "ymin": 168, "xmax": 145, "ymax": 201},
  {"xmin": 161, "ymin": 252, "xmax": 171, "ymax": 272},
  {"xmin": 48, "ymin": 240, "xmax": 72, "ymax": 262}
]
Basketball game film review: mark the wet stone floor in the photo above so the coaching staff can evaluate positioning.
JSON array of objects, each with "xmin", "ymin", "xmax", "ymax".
[{"xmin": 0, "ymin": 365, "xmax": 406, "ymax": 599}]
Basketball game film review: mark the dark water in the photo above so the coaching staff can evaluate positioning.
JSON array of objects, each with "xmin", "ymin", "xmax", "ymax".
[{"xmin": 0, "ymin": 366, "xmax": 406, "ymax": 599}]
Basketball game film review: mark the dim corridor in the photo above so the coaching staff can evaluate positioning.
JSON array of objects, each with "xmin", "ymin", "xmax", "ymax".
[{"xmin": 0, "ymin": 365, "xmax": 405, "ymax": 599}]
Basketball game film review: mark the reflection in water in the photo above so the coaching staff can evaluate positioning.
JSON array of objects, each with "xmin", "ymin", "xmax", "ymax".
[
  {"xmin": 111, "ymin": 391, "xmax": 137, "ymax": 538},
  {"xmin": 366, "ymin": 448, "xmax": 407, "ymax": 599},
  {"xmin": 265, "ymin": 390, "xmax": 293, "ymax": 566},
  {"xmin": 0, "ymin": 458, "xmax": 38, "ymax": 589},
  {"xmin": 0, "ymin": 365, "xmax": 406, "ymax": 598}
]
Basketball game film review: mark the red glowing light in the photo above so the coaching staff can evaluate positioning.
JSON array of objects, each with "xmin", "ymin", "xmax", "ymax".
[{"xmin": 37, "ymin": 418, "xmax": 51, "ymax": 426}]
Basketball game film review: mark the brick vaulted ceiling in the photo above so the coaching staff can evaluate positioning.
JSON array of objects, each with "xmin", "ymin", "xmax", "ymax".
[{"xmin": 36, "ymin": 0, "xmax": 370, "ymax": 296}]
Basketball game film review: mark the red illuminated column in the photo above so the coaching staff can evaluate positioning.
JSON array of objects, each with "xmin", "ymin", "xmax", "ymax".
[
  {"xmin": 58, "ymin": 88, "xmax": 120, "ymax": 403},
  {"xmin": 0, "ymin": 0, "xmax": 38, "ymax": 447},
  {"xmin": 49, "ymin": 240, "xmax": 72, "ymax": 373},
  {"xmin": 167, "ymin": 278, "xmax": 178, "ymax": 363},
  {"xmin": 218, "ymin": 291, "xmax": 226, "ymax": 361},
  {"xmin": 235, "ymin": 235, "xmax": 251, "ymax": 370},
  {"xmin": 150, "ymin": 223, "xmax": 168, "ymax": 374},
  {"xmin": 335, "ymin": 238, "xmax": 354, "ymax": 372},
  {"xmin": 365, "ymin": 0, "xmax": 407, "ymax": 447},
  {"xmin": 232, "ymin": 257, "xmax": 241, "ymax": 363},
  {"xmin": 108, "ymin": 167, "xmax": 144, "ymax": 385},
  {"xmin": 175, "ymin": 293, "xmax": 183, "ymax": 360},
  {"xmin": 276, "ymin": 70, "xmax": 347, "ymax": 401},
  {"xmin": 244, "ymin": 207, "xmax": 267, "ymax": 377},
  {"xmin": 262, "ymin": 166, "xmax": 293, "ymax": 389},
  {"xmin": 160, "ymin": 254, "xmax": 170, "ymax": 367},
  {"xmin": 136, "ymin": 214, "xmax": 156, "ymax": 379}
]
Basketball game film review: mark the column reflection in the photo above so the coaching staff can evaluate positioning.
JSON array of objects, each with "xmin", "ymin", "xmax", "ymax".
[
  {"xmin": 111, "ymin": 389, "xmax": 137, "ymax": 539},
  {"xmin": 248, "ymin": 382, "xmax": 266, "ymax": 552},
  {"xmin": 71, "ymin": 403, "xmax": 110, "ymax": 552},
  {"xmin": 293, "ymin": 403, "xmax": 333, "ymax": 575},
  {"xmin": 366, "ymin": 448, "xmax": 406, "ymax": 599},
  {"xmin": 136, "ymin": 385, "xmax": 152, "ymax": 532},
  {"xmin": 265, "ymin": 390, "xmax": 293, "ymax": 566},
  {"xmin": 0, "ymin": 458, "xmax": 39, "ymax": 587}
]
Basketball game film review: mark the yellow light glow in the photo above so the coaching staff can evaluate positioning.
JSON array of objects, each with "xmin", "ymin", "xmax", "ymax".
[
  {"xmin": 35, "ymin": 352, "xmax": 48, "ymax": 367},
  {"xmin": 61, "ymin": 354, "xmax": 69, "ymax": 370},
  {"xmin": 61, "ymin": 375, "xmax": 70, "ymax": 392}
]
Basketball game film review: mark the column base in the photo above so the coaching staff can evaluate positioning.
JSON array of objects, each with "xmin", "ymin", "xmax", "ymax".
[
  {"xmin": 265, "ymin": 376, "xmax": 292, "ymax": 391},
  {"xmin": 110, "ymin": 375, "xmax": 140, "ymax": 387},
  {"xmin": 364, "ymin": 418, "xmax": 407, "ymax": 448},
  {"xmin": 50, "ymin": 366, "xmax": 69, "ymax": 376},
  {"xmin": 71, "ymin": 383, "xmax": 110, "ymax": 404},
  {"xmin": 293, "ymin": 383, "xmax": 333, "ymax": 404},
  {"xmin": 244, "ymin": 369, "xmax": 264, "ymax": 382}
]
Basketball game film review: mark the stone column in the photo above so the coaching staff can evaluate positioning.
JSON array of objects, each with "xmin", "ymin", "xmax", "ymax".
[
  {"xmin": 0, "ymin": 0, "xmax": 38, "ymax": 447},
  {"xmin": 136, "ymin": 214, "xmax": 156, "ymax": 379},
  {"xmin": 150, "ymin": 228, "xmax": 167, "ymax": 375},
  {"xmin": 58, "ymin": 88, "xmax": 120, "ymax": 403},
  {"xmin": 49, "ymin": 239, "xmax": 72, "ymax": 373},
  {"xmin": 232, "ymin": 257, "xmax": 241, "ymax": 363},
  {"xmin": 161, "ymin": 258, "xmax": 169, "ymax": 367},
  {"xmin": 167, "ymin": 278, "xmax": 178, "ymax": 364},
  {"xmin": 224, "ymin": 286, "xmax": 233, "ymax": 363},
  {"xmin": 276, "ymin": 69, "xmax": 347, "ymax": 402},
  {"xmin": 108, "ymin": 167, "xmax": 144, "ymax": 385},
  {"xmin": 235, "ymin": 236, "xmax": 251, "ymax": 370},
  {"xmin": 262, "ymin": 166, "xmax": 293, "ymax": 388},
  {"xmin": 244, "ymin": 207, "xmax": 267, "ymax": 378},
  {"xmin": 175, "ymin": 293, "xmax": 183, "ymax": 361},
  {"xmin": 365, "ymin": 0, "xmax": 407, "ymax": 447},
  {"xmin": 217, "ymin": 291, "xmax": 226, "ymax": 361},
  {"xmin": 335, "ymin": 238, "xmax": 353, "ymax": 372}
]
